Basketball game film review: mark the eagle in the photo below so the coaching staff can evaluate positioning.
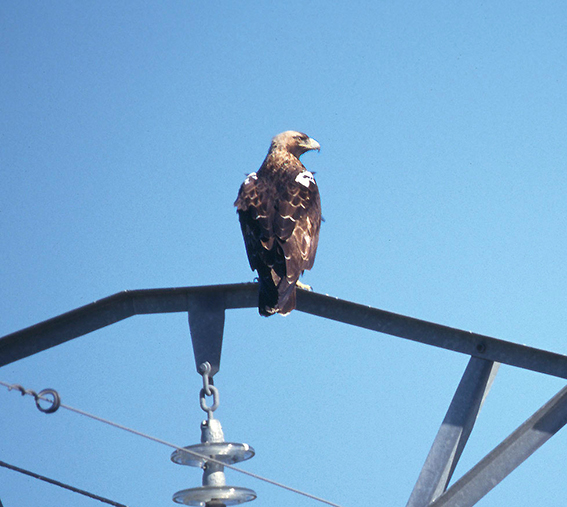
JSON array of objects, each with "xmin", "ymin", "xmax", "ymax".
[{"xmin": 235, "ymin": 131, "xmax": 322, "ymax": 316}]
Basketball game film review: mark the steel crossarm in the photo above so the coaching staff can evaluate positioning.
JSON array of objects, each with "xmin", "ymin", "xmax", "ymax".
[{"xmin": 2, "ymin": 283, "xmax": 567, "ymax": 380}]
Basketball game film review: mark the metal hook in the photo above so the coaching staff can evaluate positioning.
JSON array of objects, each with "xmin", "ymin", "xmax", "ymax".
[
  {"xmin": 199, "ymin": 362, "xmax": 214, "ymax": 396},
  {"xmin": 35, "ymin": 389, "xmax": 61, "ymax": 414},
  {"xmin": 199, "ymin": 386, "xmax": 220, "ymax": 419},
  {"xmin": 8, "ymin": 384, "xmax": 60, "ymax": 414},
  {"xmin": 198, "ymin": 362, "xmax": 219, "ymax": 419}
]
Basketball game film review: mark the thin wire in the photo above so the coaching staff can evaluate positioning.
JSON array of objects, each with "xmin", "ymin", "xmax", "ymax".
[
  {"xmin": 0, "ymin": 381, "xmax": 345, "ymax": 507},
  {"xmin": 0, "ymin": 460, "xmax": 128, "ymax": 507}
]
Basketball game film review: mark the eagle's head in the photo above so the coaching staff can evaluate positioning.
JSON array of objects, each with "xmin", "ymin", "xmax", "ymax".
[{"xmin": 270, "ymin": 131, "xmax": 320, "ymax": 159}]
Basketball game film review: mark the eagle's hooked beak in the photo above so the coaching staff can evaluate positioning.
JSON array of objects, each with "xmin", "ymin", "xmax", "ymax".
[{"xmin": 304, "ymin": 137, "xmax": 321, "ymax": 152}]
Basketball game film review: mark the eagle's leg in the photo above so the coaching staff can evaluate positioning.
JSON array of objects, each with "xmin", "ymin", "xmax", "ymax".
[{"xmin": 296, "ymin": 280, "xmax": 312, "ymax": 291}]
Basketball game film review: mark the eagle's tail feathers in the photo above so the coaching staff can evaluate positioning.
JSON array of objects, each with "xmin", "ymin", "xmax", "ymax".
[
  {"xmin": 277, "ymin": 286, "xmax": 296, "ymax": 316},
  {"xmin": 258, "ymin": 277, "xmax": 297, "ymax": 317},
  {"xmin": 258, "ymin": 277, "xmax": 279, "ymax": 317}
]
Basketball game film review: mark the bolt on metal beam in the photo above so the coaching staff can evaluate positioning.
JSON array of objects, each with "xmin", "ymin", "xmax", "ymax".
[{"xmin": 406, "ymin": 357, "xmax": 499, "ymax": 507}]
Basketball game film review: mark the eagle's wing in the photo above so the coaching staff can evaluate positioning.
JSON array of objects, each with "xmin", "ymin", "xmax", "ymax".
[
  {"xmin": 273, "ymin": 170, "xmax": 321, "ymax": 284},
  {"xmin": 235, "ymin": 173, "xmax": 281, "ymax": 278}
]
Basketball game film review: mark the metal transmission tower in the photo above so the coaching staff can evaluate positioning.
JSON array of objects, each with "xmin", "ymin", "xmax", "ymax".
[{"xmin": 2, "ymin": 282, "xmax": 567, "ymax": 506}]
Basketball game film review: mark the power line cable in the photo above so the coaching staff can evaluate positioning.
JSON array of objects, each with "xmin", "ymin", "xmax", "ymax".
[
  {"xmin": 1, "ymin": 381, "xmax": 345, "ymax": 507},
  {"xmin": 0, "ymin": 460, "xmax": 128, "ymax": 507}
]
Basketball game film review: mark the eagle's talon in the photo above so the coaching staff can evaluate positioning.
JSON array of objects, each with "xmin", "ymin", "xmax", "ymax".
[{"xmin": 296, "ymin": 281, "xmax": 312, "ymax": 291}]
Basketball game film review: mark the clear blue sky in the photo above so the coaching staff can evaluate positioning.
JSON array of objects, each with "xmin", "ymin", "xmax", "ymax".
[{"xmin": 2, "ymin": 1, "xmax": 567, "ymax": 506}]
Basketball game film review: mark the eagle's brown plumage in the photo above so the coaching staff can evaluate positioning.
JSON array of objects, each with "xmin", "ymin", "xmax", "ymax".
[{"xmin": 235, "ymin": 131, "xmax": 322, "ymax": 316}]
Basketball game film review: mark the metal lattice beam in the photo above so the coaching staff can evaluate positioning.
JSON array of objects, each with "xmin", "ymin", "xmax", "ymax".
[{"xmin": 1, "ymin": 283, "xmax": 567, "ymax": 379}]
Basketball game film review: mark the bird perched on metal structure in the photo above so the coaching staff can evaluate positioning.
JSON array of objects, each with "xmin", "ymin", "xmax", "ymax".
[{"xmin": 235, "ymin": 131, "xmax": 322, "ymax": 316}]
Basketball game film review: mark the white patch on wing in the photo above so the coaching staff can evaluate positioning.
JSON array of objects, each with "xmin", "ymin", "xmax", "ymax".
[
  {"xmin": 244, "ymin": 172, "xmax": 258, "ymax": 185},
  {"xmin": 295, "ymin": 171, "xmax": 315, "ymax": 188}
]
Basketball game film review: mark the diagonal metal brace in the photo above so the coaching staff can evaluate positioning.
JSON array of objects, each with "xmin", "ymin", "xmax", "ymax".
[
  {"xmin": 406, "ymin": 357, "xmax": 499, "ymax": 507},
  {"xmin": 188, "ymin": 294, "xmax": 226, "ymax": 377},
  {"xmin": 430, "ymin": 382, "xmax": 567, "ymax": 507}
]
